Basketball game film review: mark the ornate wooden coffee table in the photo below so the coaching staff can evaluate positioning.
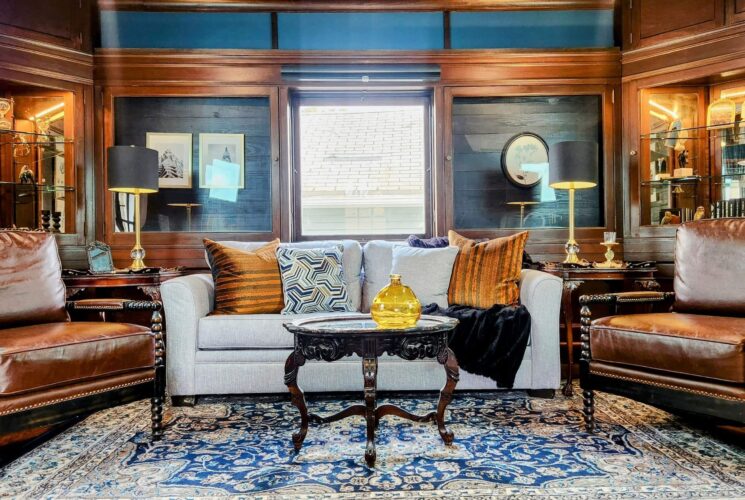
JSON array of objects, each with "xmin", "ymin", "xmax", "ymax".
[{"xmin": 283, "ymin": 314, "xmax": 460, "ymax": 467}]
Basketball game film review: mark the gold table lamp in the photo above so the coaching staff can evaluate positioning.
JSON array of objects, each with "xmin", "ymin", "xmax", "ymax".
[
  {"xmin": 107, "ymin": 146, "xmax": 159, "ymax": 270},
  {"xmin": 548, "ymin": 141, "xmax": 599, "ymax": 264}
]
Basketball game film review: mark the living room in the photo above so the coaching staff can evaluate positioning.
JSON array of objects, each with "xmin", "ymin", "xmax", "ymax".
[{"xmin": 0, "ymin": 0, "xmax": 743, "ymax": 497}]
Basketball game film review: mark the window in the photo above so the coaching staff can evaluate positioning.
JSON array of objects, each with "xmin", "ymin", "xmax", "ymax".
[{"xmin": 292, "ymin": 93, "xmax": 432, "ymax": 238}]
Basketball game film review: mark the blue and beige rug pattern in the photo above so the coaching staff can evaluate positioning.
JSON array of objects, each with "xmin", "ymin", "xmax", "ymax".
[{"xmin": 1, "ymin": 390, "xmax": 743, "ymax": 498}]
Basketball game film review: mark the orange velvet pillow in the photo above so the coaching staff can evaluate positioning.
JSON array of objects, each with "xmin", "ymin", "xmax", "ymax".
[
  {"xmin": 447, "ymin": 230, "xmax": 529, "ymax": 308},
  {"xmin": 204, "ymin": 238, "xmax": 284, "ymax": 315}
]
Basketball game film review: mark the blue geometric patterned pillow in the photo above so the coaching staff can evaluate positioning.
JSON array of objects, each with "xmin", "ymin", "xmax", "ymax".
[{"xmin": 277, "ymin": 246, "xmax": 353, "ymax": 314}]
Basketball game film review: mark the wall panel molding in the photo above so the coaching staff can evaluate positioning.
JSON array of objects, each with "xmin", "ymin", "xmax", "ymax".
[
  {"xmin": 95, "ymin": 48, "xmax": 620, "ymax": 86},
  {"xmin": 0, "ymin": 33, "xmax": 93, "ymax": 85},
  {"xmin": 98, "ymin": 0, "xmax": 614, "ymax": 12}
]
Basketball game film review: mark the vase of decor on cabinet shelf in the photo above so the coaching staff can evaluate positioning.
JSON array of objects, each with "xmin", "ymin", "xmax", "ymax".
[{"xmin": 371, "ymin": 274, "xmax": 421, "ymax": 329}]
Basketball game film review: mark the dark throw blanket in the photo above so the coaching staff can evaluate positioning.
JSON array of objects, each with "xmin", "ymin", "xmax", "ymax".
[{"xmin": 422, "ymin": 303, "xmax": 531, "ymax": 389}]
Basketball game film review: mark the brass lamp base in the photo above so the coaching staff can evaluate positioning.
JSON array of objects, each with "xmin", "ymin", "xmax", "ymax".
[
  {"xmin": 563, "ymin": 239, "xmax": 581, "ymax": 264},
  {"xmin": 129, "ymin": 244, "xmax": 146, "ymax": 271}
]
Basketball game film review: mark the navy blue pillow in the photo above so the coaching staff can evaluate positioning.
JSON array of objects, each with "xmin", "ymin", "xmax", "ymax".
[{"xmin": 407, "ymin": 235, "xmax": 449, "ymax": 248}]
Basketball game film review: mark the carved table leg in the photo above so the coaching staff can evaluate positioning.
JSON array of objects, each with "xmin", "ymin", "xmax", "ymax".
[
  {"xmin": 562, "ymin": 280, "xmax": 583, "ymax": 397},
  {"xmin": 362, "ymin": 356, "xmax": 378, "ymax": 467},
  {"xmin": 151, "ymin": 308, "xmax": 165, "ymax": 441},
  {"xmin": 436, "ymin": 347, "xmax": 459, "ymax": 445},
  {"xmin": 284, "ymin": 351, "xmax": 308, "ymax": 451}
]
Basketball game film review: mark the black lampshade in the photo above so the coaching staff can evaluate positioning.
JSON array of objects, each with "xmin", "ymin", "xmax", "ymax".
[
  {"xmin": 107, "ymin": 145, "xmax": 159, "ymax": 194},
  {"xmin": 548, "ymin": 141, "xmax": 599, "ymax": 190}
]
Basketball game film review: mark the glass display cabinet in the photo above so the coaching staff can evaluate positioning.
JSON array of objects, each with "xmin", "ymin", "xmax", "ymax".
[
  {"xmin": 640, "ymin": 87, "xmax": 745, "ymax": 226},
  {"xmin": 0, "ymin": 94, "xmax": 75, "ymax": 232}
]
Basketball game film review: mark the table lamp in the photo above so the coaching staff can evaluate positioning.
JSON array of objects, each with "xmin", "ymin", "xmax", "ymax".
[
  {"xmin": 548, "ymin": 141, "xmax": 599, "ymax": 264},
  {"xmin": 107, "ymin": 145, "xmax": 159, "ymax": 270},
  {"xmin": 506, "ymin": 184, "xmax": 541, "ymax": 228}
]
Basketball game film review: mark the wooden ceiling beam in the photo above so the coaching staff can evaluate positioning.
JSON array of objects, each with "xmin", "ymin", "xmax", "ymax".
[{"xmin": 98, "ymin": 0, "xmax": 615, "ymax": 12}]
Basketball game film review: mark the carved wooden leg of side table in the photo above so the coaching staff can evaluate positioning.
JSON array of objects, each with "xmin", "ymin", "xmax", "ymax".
[
  {"xmin": 362, "ymin": 356, "xmax": 378, "ymax": 467},
  {"xmin": 435, "ymin": 347, "xmax": 459, "ymax": 444},
  {"xmin": 284, "ymin": 351, "xmax": 309, "ymax": 451}
]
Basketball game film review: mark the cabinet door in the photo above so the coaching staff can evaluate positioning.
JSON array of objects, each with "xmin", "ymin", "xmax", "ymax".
[
  {"xmin": 631, "ymin": 0, "xmax": 725, "ymax": 48},
  {"xmin": 0, "ymin": 0, "xmax": 90, "ymax": 51},
  {"xmin": 726, "ymin": 0, "xmax": 745, "ymax": 24}
]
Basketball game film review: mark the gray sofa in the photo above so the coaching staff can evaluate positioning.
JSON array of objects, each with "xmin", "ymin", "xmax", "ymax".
[{"xmin": 161, "ymin": 240, "xmax": 563, "ymax": 400}]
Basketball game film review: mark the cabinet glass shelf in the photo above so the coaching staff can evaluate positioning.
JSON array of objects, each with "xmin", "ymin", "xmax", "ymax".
[
  {"xmin": 0, "ymin": 181, "xmax": 74, "ymax": 192},
  {"xmin": 640, "ymin": 121, "xmax": 743, "ymax": 139},
  {"xmin": 641, "ymin": 173, "xmax": 745, "ymax": 186}
]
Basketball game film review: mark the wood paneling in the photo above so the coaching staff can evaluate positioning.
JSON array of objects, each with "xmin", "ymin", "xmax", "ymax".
[
  {"xmin": 625, "ymin": 0, "xmax": 725, "ymax": 50},
  {"xmin": 98, "ymin": 0, "xmax": 615, "ymax": 12},
  {"xmin": 0, "ymin": 0, "xmax": 92, "ymax": 52},
  {"xmin": 727, "ymin": 0, "xmax": 745, "ymax": 24}
]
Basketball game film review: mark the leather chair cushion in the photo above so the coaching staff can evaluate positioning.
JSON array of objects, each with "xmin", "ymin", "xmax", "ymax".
[
  {"xmin": 0, "ymin": 230, "xmax": 68, "ymax": 327},
  {"xmin": 0, "ymin": 322, "xmax": 154, "ymax": 396},
  {"xmin": 674, "ymin": 219, "xmax": 745, "ymax": 316},
  {"xmin": 591, "ymin": 313, "xmax": 745, "ymax": 384}
]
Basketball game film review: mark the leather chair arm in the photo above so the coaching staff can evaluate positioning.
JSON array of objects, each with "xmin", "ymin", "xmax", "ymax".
[
  {"xmin": 579, "ymin": 291, "xmax": 675, "ymax": 306},
  {"xmin": 66, "ymin": 298, "xmax": 162, "ymax": 313}
]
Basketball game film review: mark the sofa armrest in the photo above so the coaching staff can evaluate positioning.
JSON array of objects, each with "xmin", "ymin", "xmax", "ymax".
[
  {"xmin": 161, "ymin": 273, "xmax": 214, "ymax": 396},
  {"xmin": 520, "ymin": 269, "xmax": 563, "ymax": 389}
]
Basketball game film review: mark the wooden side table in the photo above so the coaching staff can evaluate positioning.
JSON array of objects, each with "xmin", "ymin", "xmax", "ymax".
[{"xmin": 540, "ymin": 265, "xmax": 659, "ymax": 397}]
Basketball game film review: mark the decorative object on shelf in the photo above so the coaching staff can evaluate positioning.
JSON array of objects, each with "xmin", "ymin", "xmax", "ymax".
[
  {"xmin": 87, "ymin": 240, "xmax": 115, "ymax": 274},
  {"xmin": 199, "ymin": 133, "xmax": 245, "ymax": 189},
  {"xmin": 660, "ymin": 210, "xmax": 681, "ymax": 225},
  {"xmin": 371, "ymin": 274, "xmax": 422, "ymax": 329},
  {"xmin": 146, "ymin": 132, "xmax": 193, "ymax": 189},
  {"xmin": 664, "ymin": 119, "xmax": 681, "ymax": 149},
  {"xmin": 693, "ymin": 206, "xmax": 705, "ymax": 221},
  {"xmin": 167, "ymin": 202, "xmax": 202, "ymax": 231},
  {"xmin": 673, "ymin": 167, "xmax": 693, "ymax": 178},
  {"xmin": 0, "ymin": 97, "xmax": 12, "ymax": 130},
  {"xmin": 548, "ymin": 141, "xmax": 599, "ymax": 264},
  {"xmin": 707, "ymin": 98, "xmax": 736, "ymax": 129},
  {"xmin": 13, "ymin": 133, "xmax": 31, "ymax": 157},
  {"xmin": 51, "ymin": 211, "xmax": 61, "ymax": 233},
  {"xmin": 40, "ymin": 209, "xmax": 51, "ymax": 231},
  {"xmin": 595, "ymin": 232, "xmax": 623, "ymax": 269},
  {"xmin": 18, "ymin": 165, "xmax": 35, "ymax": 184},
  {"xmin": 107, "ymin": 145, "xmax": 159, "ymax": 271},
  {"xmin": 501, "ymin": 132, "xmax": 547, "ymax": 188},
  {"xmin": 710, "ymin": 198, "xmax": 745, "ymax": 218}
]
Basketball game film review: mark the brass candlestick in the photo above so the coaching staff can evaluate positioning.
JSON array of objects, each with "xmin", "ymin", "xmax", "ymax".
[{"xmin": 595, "ymin": 241, "xmax": 622, "ymax": 269}]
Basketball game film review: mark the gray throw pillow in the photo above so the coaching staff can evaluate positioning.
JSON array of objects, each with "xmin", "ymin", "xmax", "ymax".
[{"xmin": 390, "ymin": 246, "xmax": 459, "ymax": 308}]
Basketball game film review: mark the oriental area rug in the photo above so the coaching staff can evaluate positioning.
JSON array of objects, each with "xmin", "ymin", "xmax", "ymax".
[{"xmin": 1, "ymin": 390, "xmax": 743, "ymax": 499}]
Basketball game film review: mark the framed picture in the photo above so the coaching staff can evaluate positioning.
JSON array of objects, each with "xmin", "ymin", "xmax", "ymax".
[
  {"xmin": 199, "ymin": 133, "xmax": 244, "ymax": 189},
  {"xmin": 86, "ymin": 241, "xmax": 115, "ymax": 274},
  {"xmin": 146, "ymin": 132, "xmax": 193, "ymax": 189},
  {"xmin": 501, "ymin": 132, "xmax": 548, "ymax": 189}
]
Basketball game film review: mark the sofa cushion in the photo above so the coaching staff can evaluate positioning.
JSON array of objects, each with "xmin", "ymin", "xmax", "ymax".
[
  {"xmin": 591, "ymin": 313, "xmax": 745, "ymax": 384},
  {"xmin": 0, "ymin": 322, "xmax": 154, "ymax": 396},
  {"xmin": 198, "ymin": 312, "xmax": 350, "ymax": 349},
  {"xmin": 674, "ymin": 218, "xmax": 745, "ymax": 316},
  {"xmin": 205, "ymin": 238, "xmax": 284, "ymax": 315},
  {"xmin": 448, "ymin": 230, "xmax": 528, "ymax": 308},
  {"xmin": 210, "ymin": 240, "xmax": 362, "ymax": 312},
  {"xmin": 277, "ymin": 246, "xmax": 352, "ymax": 314},
  {"xmin": 391, "ymin": 246, "xmax": 458, "ymax": 308},
  {"xmin": 362, "ymin": 240, "xmax": 404, "ymax": 312},
  {"xmin": 0, "ymin": 230, "xmax": 68, "ymax": 327}
]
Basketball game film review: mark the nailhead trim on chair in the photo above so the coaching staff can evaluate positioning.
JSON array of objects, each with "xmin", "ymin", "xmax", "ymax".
[
  {"xmin": 0, "ymin": 378, "xmax": 155, "ymax": 416},
  {"xmin": 590, "ymin": 370, "xmax": 745, "ymax": 402}
]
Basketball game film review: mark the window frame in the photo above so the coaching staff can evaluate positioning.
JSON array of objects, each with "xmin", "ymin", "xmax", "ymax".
[{"xmin": 289, "ymin": 90, "xmax": 434, "ymax": 242}]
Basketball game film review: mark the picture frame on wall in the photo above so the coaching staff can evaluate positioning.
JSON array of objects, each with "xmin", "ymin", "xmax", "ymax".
[
  {"xmin": 199, "ymin": 133, "xmax": 245, "ymax": 189},
  {"xmin": 146, "ymin": 132, "xmax": 193, "ymax": 189}
]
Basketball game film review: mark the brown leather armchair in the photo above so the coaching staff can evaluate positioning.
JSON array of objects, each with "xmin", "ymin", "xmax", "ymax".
[
  {"xmin": 0, "ymin": 230, "xmax": 165, "ymax": 440},
  {"xmin": 580, "ymin": 218, "xmax": 745, "ymax": 430}
]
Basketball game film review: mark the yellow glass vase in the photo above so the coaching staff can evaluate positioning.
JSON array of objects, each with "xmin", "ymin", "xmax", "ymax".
[{"xmin": 370, "ymin": 274, "xmax": 422, "ymax": 329}]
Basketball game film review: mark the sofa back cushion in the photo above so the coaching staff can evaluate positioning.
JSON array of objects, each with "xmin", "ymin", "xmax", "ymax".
[
  {"xmin": 391, "ymin": 246, "xmax": 459, "ymax": 308},
  {"xmin": 362, "ymin": 240, "xmax": 402, "ymax": 312},
  {"xmin": 205, "ymin": 239, "xmax": 284, "ymax": 315},
  {"xmin": 208, "ymin": 239, "xmax": 362, "ymax": 312},
  {"xmin": 448, "ymin": 230, "xmax": 528, "ymax": 308},
  {"xmin": 674, "ymin": 218, "xmax": 745, "ymax": 316},
  {"xmin": 0, "ymin": 230, "xmax": 68, "ymax": 327}
]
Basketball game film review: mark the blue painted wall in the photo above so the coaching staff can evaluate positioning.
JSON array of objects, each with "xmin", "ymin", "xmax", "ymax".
[
  {"xmin": 98, "ymin": 10, "xmax": 615, "ymax": 50},
  {"xmin": 451, "ymin": 10, "xmax": 614, "ymax": 49},
  {"xmin": 99, "ymin": 11, "xmax": 272, "ymax": 49},
  {"xmin": 277, "ymin": 13, "xmax": 444, "ymax": 50}
]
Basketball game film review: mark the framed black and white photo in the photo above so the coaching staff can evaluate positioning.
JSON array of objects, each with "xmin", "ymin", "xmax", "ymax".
[
  {"xmin": 199, "ymin": 133, "xmax": 245, "ymax": 189},
  {"xmin": 146, "ymin": 132, "xmax": 193, "ymax": 189}
]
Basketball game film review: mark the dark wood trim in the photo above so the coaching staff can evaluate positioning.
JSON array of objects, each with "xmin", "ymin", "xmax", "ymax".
[
  {"xmin": 0, "ymin": 33, "xmax": 93, "ymax": 85},
  {"xmin": 98, "ymin": 0, "xmax": 615, "ymax": 12},
  {"xmin": 94, "ymin": 48, "xmax": 621, "ymax": 87},
  {"xmin": 443, "ymin": 11, "xmax": 451, "ymax": 50},
  {"xmin": 270, "ymin": 11, "xmax": 279, "ymax": 49}
]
